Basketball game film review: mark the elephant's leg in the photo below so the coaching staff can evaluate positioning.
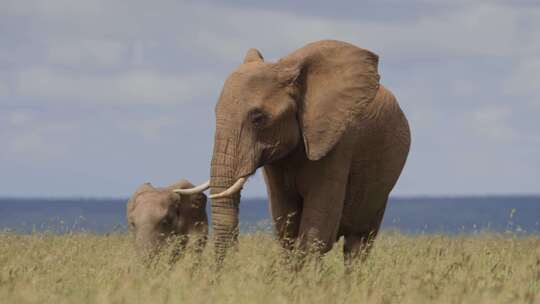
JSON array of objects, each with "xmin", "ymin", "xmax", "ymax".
[
  {"xmin": 340, "ymin": 156, "xmax": 391, "ymax": 269},
  {"xmin": 343, "ymin": 228, "xmax": 380, "ymax": 271},
  {"xmin": 263, "ymin": 165, "xmax": 302, "ymax": 251},
  {"xmin": 342, "ymin": 182, "xmax": 388, "ymax": 269},
  {"xmin": 297, "ymin": 183, "xmax": 347, "ymax": 256},
  {"xmin": 296, "ymin": 171, "xmax": 350, "ymax": 255},
  {"xmin": 295, "ymin": 135, "xmax": 353, "ymax": 257}
]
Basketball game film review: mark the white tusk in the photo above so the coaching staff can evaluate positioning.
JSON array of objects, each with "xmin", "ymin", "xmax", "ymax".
[
  {"xmin": 209, "ymin": 177, "xmax": 247, "ymax": 199},
  {"xmin": 173, "ymin": 180, "xmax": 210, "ymax": 195}
]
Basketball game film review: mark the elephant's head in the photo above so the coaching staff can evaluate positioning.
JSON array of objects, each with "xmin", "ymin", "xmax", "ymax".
[
  {"xmin": 191, "ymin": 40, "xmax": 381, "ymax": 261},
  {"xmin": 126, "ymin": 180, "xmax": 208, "ymax": 260}
]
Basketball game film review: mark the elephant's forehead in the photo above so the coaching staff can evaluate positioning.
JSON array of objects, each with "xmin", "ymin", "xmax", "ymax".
[
  {"xmin": 134, "ymin": 192, "xmax": 171, "ymax": 219},
  {"xmin": 226, "ymin": 64, "xmax": 279, "ymax": 91},
  {"xmin": 219, "ymin": 67, "xmax": 282, "ymax": 113}
]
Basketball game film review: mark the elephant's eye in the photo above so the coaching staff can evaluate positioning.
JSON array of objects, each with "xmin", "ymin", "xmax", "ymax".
[{"xmin": 248, "ymin": 108, "xmax": 269, "ymax": 128}]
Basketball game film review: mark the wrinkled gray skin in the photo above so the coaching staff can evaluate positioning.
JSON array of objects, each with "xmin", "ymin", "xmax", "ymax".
[{"xmin": 126, "ymin": 179, "xmax": 208, "ymax": 261}]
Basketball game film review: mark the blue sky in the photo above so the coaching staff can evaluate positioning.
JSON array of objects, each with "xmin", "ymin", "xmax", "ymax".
[{"xmin": 0, "ymin": 0, "xmax": 539, "ymax": 197}]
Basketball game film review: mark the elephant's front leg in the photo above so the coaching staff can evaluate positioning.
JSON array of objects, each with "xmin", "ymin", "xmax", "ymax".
[
  {"xmin": 263, "ymin": 165, "xmax": 302, "ymax": 251},
  {"xmin": 298, "ymin": 179, "xmax": 348, "ymax": 255},
  {"xmin": 296, "ymin": 149, "xmax": 352, "ymax": 256}
]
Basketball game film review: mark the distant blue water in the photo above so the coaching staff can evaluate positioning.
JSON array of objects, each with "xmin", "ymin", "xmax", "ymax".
[{"xmin": 0, "ymin": 196, "xmax": 539, "ymax": 234}]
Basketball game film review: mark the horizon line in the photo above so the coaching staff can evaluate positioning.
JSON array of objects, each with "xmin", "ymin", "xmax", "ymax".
[{"xmin": 1, "ymin": 193, "xmax": 539, "ymax": 201}]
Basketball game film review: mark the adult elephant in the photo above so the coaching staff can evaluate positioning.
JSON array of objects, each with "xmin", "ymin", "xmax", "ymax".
[{"xmin": 182, "ymin": 40, "xmax": 410, "ymax": 265}]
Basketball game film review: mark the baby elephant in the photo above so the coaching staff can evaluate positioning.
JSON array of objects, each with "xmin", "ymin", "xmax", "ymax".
[{"xmin": 126, "ymin": 179, "xmax": 208, "ymax": 261}]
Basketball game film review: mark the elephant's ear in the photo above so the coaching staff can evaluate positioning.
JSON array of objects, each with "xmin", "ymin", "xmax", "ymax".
[
  {"xmin": 243, "ymin": 48, "xmax": 264, "ymax": 63},
  {"xmin": 278, "ymin": 40, "xmax": 380, "ymax": 160}
]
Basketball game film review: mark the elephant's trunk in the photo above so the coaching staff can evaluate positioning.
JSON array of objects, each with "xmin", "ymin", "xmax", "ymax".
[
  {"xmin": 135, "ymin": 229, "xmax": 163, "ymax": 261},
  {"xmin": 210, "ymin": 139, "xmax": 240, "ymax": 264}
]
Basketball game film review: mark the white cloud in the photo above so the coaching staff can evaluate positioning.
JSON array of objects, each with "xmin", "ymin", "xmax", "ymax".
[
  {"xmin": 5, "ymin": 1, "xmax": 539, "ymax": 60},
  {"xmin": 5, "ymin": 1, "xmax": 540, "ymax": 109},
  {"xmin": 0, "ymin": 111, "xmax": 77, "ymax": 161},
  {"xmin": 0, "ymin": 80, "xmax": 8, "ymax": 97},
  {"xmin": 504, "ymin": 55, "xmax": 540, "ymax": 107},
  {"xmin": 452, "ymin": 79, "xmax": 476, "ymax": 97},
  {"xmin": 470, "ymin": 106, "xmax": 515, "ymax": 142},
  {"xmin": 177, "ymin": 1, "xmax": 540, "ymax": 60},
  {"xmin": 130, "ymin": 41, "xmax": 146, "ymax": 66},
  {"xmin": 8, "ymin": 131, "xmax": 67, "ymax": 159},
  {"xmin": 8, "ymin": 111, "xmax": 33, "ymax": 126},
  {"xmin": 16, "ymin": 67, "xmax": 221, "ymax": 105},
  {"xmin": 0, "ymin": 0, "xmax": 104, "ymax": 18},
  {"xmin": 2, "ymin": 1, "xmax": 540, "ymax": 196},
  {"xmin": 119, "ymin": 116, "xmax": 177, "ymax": 141},
  {"xmin": 48, "ymin": 39, "xmax": 126, "ymax": 67}
]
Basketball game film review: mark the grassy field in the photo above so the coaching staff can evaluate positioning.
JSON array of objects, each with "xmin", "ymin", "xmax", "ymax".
[{"xmin": 1, "ymin": 232, "xmax": 539, "ymax": 304}]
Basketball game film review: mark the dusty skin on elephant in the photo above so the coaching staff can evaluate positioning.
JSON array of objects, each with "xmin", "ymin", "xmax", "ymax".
[
  {"xmin": 185, "ymin": 40, "xmax": 411, "ymax": 267},
  {"xmin": 126, "ymin": 179, "xmax": 208, "ymax": 264}
]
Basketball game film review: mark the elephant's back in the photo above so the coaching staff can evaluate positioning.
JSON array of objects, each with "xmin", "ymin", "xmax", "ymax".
[
  {"xmin": 356, "ymin": 84, "xmax": 410, "ymax": 154},
  {"xmin": 364, "ymin": 85, "xmax": 401, "ymax": 121}
]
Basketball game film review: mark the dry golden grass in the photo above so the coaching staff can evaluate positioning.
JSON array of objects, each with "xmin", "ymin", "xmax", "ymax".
[{"xmin": 1, "ymin": 232, "xmax": 539, "ymax": 304}]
